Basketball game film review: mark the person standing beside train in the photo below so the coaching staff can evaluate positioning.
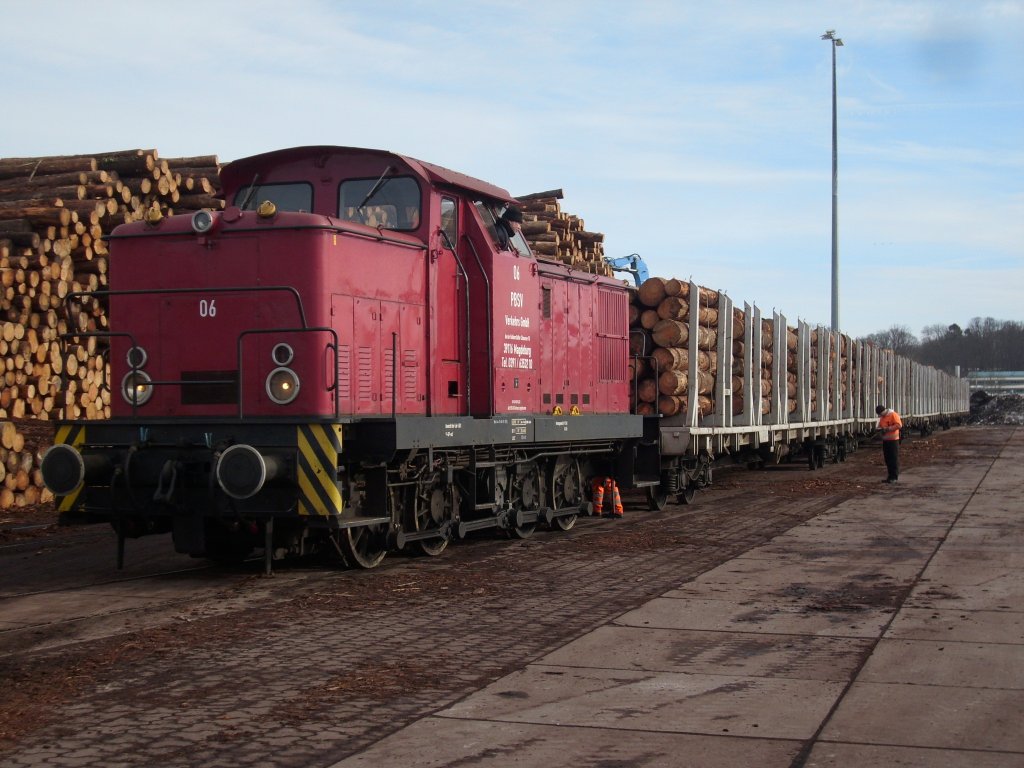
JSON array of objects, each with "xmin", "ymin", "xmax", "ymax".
[{"xmin": 876, "ymin": 404, "xmax": 903, "ymax": 483}]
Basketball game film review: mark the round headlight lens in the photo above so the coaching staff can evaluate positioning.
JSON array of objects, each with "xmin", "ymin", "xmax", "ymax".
[
  {"xmin": 126, "ymin": 345, "xmax": 147, "ymax": 369},
  {"xmin": 121, "ymin": 370, "xmax": 153, "ymax": 406},
  {"xmin": 266, "ymin": 367, "xmax": 300, "ymax": 404},
  {"xmin": 191, "ymin": 209, "xmax": 216, "ymax": 234},
  {"xmin": 272, "ymin": 343, "xmax": 294, "ymax": 366}
]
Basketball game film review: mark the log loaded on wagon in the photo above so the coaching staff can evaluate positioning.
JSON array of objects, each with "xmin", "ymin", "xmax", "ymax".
[{"xmin": 39, "ymin": 146, "xmax": 969, "ymax": 570}]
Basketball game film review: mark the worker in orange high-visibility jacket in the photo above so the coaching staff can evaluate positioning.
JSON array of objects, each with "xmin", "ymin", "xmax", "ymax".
[{"xmin": 876, "ymin": 404, "xmax": 903, "ymax": 483}]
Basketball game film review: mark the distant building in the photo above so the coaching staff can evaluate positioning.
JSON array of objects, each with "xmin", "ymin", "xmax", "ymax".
[{"xmin": 967, "ymin": 371, "xmax": 1024, "ymax": 395}]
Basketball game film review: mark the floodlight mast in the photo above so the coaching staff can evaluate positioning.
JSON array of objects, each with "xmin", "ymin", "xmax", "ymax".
[{"xmin": 821, "ymin": 30, "xmax": 843, "ymax": 332}]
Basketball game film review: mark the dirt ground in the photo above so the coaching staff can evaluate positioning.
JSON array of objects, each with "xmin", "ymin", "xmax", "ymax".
[{"xmin": 0, "ymin": 426, "xmax": 975, "ymax": 761}]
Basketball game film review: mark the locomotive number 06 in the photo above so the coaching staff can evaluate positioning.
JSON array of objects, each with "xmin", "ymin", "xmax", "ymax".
[{"xmin": 199, "ymin": 299, "xmax": 217, "ymax": 318}]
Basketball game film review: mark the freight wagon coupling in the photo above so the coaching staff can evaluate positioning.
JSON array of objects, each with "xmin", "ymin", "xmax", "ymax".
[{"xmin": 36, "ymin": 144, "xmax": 969, "ymax": 572}]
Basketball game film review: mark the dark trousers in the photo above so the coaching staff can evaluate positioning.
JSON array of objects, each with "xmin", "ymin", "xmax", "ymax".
[{"xmin": 882, "ymin": 440, "xmax": 900, "ymax": 480}]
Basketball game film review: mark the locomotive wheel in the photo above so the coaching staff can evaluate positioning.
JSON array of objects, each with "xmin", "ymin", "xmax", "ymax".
[
  {"xmin": 646, "ymin": 485, "xmax": 668, "ymax": 512},
  {"xmin": 414, "ymin": 484, "xmax": 450, "ymax": 557},
  {"xmin": 549, "ymin": 455, "xmax": 581, "ymax": 531},
  {"xmin": 511, "ymin": 461, "xmax": 541, "ymax": 539},
  {"xmin": 680, "ymin": 483, "xmax": 696, "ymax": 505},
  {"xmin": 339, "ymin": 524, "xmax": 388, "ymax": 569},
  {"xmin": 512, "ymin": 521, "xmax": 536, "ymax": 538}
]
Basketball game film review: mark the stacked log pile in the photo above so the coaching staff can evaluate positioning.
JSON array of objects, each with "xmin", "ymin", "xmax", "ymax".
[
  {"xmin": 516, "ymin": 189, "xmax": 611, "ymax": 276},
  {"xmin": 630, "ymin": 275, "xmax": 858, "ymax": 423},
  {"xmin": 0, "ymin": 420, "xmax": 48, "ymax": 509},
  {"xmin": 0, "ymin": 149, "xmax": 222, "ymax": 509},
  {"xmin": 628, "ymin": 276, "xmax": 724, "ymax": 418},
  {"xmin": 630, "ymin": 276, "xmax": 784, "ymax": 420}
]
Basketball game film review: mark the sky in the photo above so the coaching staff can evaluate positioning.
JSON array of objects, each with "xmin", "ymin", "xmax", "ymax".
[{"xmin": 3, "ymin": 0, "xmax": 1022, "ymax": 339}]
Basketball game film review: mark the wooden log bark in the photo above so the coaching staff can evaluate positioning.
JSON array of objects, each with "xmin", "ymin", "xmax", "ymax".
[
  {"xmin": 658, "ymin": 369, "xmax": 688, "ymax": 396},
  {"xmin": 639, "ymin": 309, "xmax": 660, "ymax": 330},
  {"xmin": 93, "ymin": 149, "xmax": 158, "ymax": 176},
  {"xmin": 0, "ymin": 205, "xmax": 71, "ymax": 228},
  {"xmin": 0, "ymin": 155, "xmax": 98, "ymax": 181},
  {"xmin": 656, "ymin": 296, "xmax": 688, "ymax": 321},
  {"xmin": 652, "ymin": 319, "xmax": 688, "ymax": 348},
  {"xmin": 629, "ymin": 329, "xmax": 653, "ymax": 357},
  {"xmin": 0, "ymin": 221, "xmax": 41, "ymax": 248},
  {"xmin": 637, "ymin": 277, "xmax": 667, "ymax": 308},
  {"xmin": 651, "ymin": 346, "xmax": 688, "ymax": 372},
  {"xmin": 174, "ymin": 194, "xmax": 223, "ymax": 210},
  {"xmin": 636, "ymin": 378, "xmax": 659, "ymax": 403},
  {"xmin": 163, "ymin": 155, "xmax": 219, "ymax": 169},
  {"xmin": 515, "ymin": 188, "xmax": 563, "ymax": 202}
]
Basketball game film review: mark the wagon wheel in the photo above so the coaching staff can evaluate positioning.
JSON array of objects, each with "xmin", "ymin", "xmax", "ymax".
[
  {"xmin": 550, "ymin": 455, "xmax": 581, "ymax": 531},
  {"xmin": 646, "ymin": 484, "xmax": 668, "ymax": 511},
  {"xmin": 511, "ymin": 461, "xmax": 541, "ymax": 538},
  {"xmin": 338, "ymin": 524, "xmax": 388, "ymax": 569},
  {"xmin": 413, "ymin": 478, "xmax": 451, "ymax": 557},
  {"xmin": 679, "ymin": 482, "xmax": 696, "ymax": 505}
]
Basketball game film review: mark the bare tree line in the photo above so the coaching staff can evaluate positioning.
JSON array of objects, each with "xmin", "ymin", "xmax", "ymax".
[{"xmin": 860, "ymin": 318, "xmax": 1024, "ymax": 374}]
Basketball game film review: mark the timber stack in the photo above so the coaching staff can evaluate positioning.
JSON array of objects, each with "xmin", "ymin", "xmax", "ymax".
[
  {"xmin": 516, "ymin": 189, "xmax": 611, "ymax": 276},
  {"xmin": 0, "ymin": 149, "xmax": 222, "ymax": 509},
  {"xmin": 630, "ymin": 276, "xmax": 853, "ymax": 422},
  {"xmin": 628, "ymin": 276, "xmax": 730, "ymax": 419}
]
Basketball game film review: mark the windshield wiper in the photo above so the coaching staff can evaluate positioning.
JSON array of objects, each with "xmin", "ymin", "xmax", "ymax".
[
  {"xmin": 357, "ymin": 165, "xmax": 394, "ymax": 211},
  {"xmin": 239, "ymin": 173, "xmax": 261, "ymax": 210}
]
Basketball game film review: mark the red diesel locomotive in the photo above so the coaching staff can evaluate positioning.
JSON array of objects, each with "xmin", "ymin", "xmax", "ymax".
[{"xmin": 42, "ymin": 146, "xmax": 659, "ymax": 569}]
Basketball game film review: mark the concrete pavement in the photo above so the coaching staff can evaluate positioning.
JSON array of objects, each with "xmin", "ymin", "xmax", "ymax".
[{"xmin": 331, "ymin": 427, "xmax": 1024, "ymax": 767}]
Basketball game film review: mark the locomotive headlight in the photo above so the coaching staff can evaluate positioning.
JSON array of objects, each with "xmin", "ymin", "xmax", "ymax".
[
  {"xmin": 121, "ymin": 370, "xmax": 153, "ymax": 406},
  {"xmin": 266, "ymin": 367, "xmax": 300, "ymax": 404},
  {"xmin": 126, "ymin": 345, "xmax": 147, "ymax": 369},
  {"xmin": 271, "ymin": 343, "xmax": 294, "ymax": 366},
  {"xmin": 191, "ymin": 209, "xmax": 217, "ymax": 234}
]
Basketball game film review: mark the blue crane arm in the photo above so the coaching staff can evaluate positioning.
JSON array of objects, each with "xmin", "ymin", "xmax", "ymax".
[{"xmin": 603, "ymin": 253, "xmax": 650, "ymax": 286}]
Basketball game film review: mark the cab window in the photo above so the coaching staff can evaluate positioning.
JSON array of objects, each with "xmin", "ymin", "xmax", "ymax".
[
  {"xmin": 338, "ymin": 176, "xmax": 421, "ymax": 230},
  {"xmin": 476, "ymin": 201, "xmax": 530, "ymax": 257},
  {"xmin": 440, "ymin": 197, "xmax": 457, "ymax": 248},
  {"xmin": 233, "ymin": 182, "xmax": 313, "ymax": 212}
]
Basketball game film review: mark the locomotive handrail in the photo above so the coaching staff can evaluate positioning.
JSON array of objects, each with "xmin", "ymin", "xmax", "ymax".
[
  {"xmin": 106, "ymin": 220, "xmax": 428, "ymax": 252},
  {"xmin": 444, "ymin": 231, "xmax": 472, "ymax": 417},
  {"xmin": 65, "ymin": 285, "xmax": 310, "ymax": 329},
  {"xmin": 54, "ymin": 325, "xmax": 339, "ymax": 421},
  {"xmin": 391, "ymin": 332, "xmax": 398, "ymax": 418},
  {"xmin": 463, "ymin": 234, "xmax": 493, "ymax": 416},
  {"xmin": 237, "ymin": 326, "xmax": 339, "ymax": 419}
]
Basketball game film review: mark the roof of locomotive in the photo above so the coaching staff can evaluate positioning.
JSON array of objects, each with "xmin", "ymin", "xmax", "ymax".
[{"xmin": 220, "ymin": 145, "xmax": 517, "ymax": 205}]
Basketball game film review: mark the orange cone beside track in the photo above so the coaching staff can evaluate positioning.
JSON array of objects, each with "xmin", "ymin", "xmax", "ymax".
[
  {"xmin": 606, "ymin": 478, "xmax": 623, "ymax": 517},
  {"xmin": 591, "ymin": 477, "xmax": 605, "ymax": 516}
]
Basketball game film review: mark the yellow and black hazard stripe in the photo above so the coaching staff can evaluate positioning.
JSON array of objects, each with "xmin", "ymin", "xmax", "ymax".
[
  {"xmin": 297, "ymin": 423, "xmax": 344, "ymax": 517},
  {"xmin": 53, "ymin": 424, "xmax": 87, "ymax": 513}
]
